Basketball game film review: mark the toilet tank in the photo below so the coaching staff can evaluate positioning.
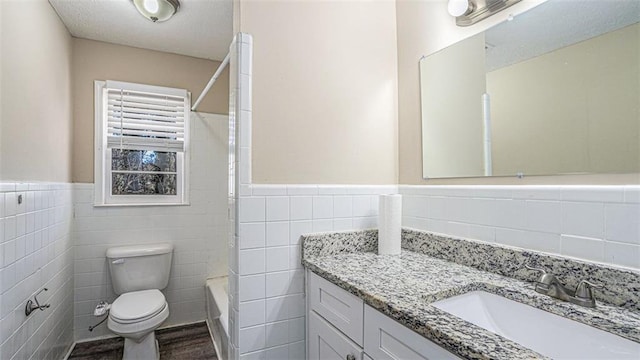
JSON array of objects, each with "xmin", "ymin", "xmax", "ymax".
[{"xmin": 106, "ymin": 243, "xmax": 173, "ymax": 294}]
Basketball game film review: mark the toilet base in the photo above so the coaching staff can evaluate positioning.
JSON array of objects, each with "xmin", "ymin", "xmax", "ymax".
[{"xmin": 122, "ymin": 332, "xmax": 159, "ymax": 360}]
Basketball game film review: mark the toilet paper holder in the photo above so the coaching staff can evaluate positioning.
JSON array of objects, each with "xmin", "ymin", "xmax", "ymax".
[
  {"xmin": 89, "ymin": 301, "xmax": 111, "ymax": 332},
  {"xmin": 25, "ymin": 288, "xmax": 50, "ymax": 316}
]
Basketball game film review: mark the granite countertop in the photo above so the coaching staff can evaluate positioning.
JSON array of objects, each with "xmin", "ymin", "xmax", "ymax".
[{"xmin": 302, "ymin": 231, "xmax": 640, "ymax": 360}]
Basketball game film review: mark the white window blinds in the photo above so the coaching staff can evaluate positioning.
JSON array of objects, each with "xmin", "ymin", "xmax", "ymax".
[{"xmin": 105, "ymin": 81, "xmax": 189, "ymax": 152}]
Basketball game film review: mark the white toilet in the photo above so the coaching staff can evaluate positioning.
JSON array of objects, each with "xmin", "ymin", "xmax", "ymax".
[{"xmin": 106, "ymin": 243, "xmax": 173, "ymax": 360}]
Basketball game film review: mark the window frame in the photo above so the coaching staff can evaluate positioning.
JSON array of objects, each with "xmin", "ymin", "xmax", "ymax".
[{"xmin": 94, "ymin": 80, "xmax": 190, "ymax": 206}]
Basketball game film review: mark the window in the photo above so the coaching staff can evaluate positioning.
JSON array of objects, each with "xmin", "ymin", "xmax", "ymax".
[{"xmin": 94, "ymin": 80, "xmax": 190, "ymax": 206}]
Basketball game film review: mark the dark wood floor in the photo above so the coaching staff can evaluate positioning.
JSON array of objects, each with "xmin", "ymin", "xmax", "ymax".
[{"xmin": 68, "ymin": 322, "xmax": 217, "ymax": 360}]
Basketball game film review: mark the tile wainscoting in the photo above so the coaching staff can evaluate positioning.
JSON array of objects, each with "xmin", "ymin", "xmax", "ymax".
[
  {"xmin": 0, "ymin": 182, "xmax": 74, "ymax": 360},
  {"xmin": 72, "ymin": 184, "xmax": 228, "ymax": 341},
  {"xmin": 233, "ymin": 183, "xmax": 640, "ymax": 358},
  {"xmin": 400, "ymin": 185, "xmax": 640, "ymax": 270},
  {"xmin": 231, "ymin": 184, "xmax": 398, "ymax": 359}
]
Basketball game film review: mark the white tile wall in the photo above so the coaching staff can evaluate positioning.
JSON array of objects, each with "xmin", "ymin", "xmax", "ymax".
[
  {"xmin": 73, "ymin": 112, "xmax": 229, "ymax": 341},
  {"xmin": 0, "ymin": 183, "xmax": 74, "ymax": 360},
  {"xmin": 233, "ymin": 185, "xmax": 397, "ymax": 359},
  {"xmin": 228, "ymin": 32, "xmax": 252, "ymax": 360},
  {"xmin": 400, "ymin": 185, "xmax": 640, "ymax": 269}
]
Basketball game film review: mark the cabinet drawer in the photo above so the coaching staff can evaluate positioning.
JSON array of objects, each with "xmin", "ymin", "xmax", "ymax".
[
  {"xmin": 309, "ymin": 271, "xmax": 364, "ymax": 345},
  {"xmin": 309, "ymin": 310, "xmax": 363, "ymax": 360},
  {"xmin": 364, "ymin": 305, "xmax": 462, "ymax": 360}
]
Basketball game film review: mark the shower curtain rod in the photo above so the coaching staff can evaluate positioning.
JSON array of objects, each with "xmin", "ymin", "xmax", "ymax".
[{"xmin": 191, "ymin": 52, "xmax": 231, "ymax": 112}]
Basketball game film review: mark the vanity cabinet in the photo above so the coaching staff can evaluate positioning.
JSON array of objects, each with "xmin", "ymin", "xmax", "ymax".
[
  {"xmin": 364, "ymin": 305, "xmax": 461, "ymax": 360},
  {"xmin": 307, "ymin": 271, "xmax": 462, "ymax": 360},
  {"xmin": 308, "ymin": 270, "xmax": 364, "ymax": 346},
  {"xmin": 309, "ymin": 311, "xmax": 363, "ymax": 360}
]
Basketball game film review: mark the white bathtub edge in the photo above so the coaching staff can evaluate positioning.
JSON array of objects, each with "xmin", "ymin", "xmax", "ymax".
[{"xmin": 206, "ymin": 276, "xmax": 229, "ymax": 360}]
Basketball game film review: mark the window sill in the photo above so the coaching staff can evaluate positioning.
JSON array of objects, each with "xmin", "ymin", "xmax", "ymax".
[{"xmin": 93, "ymin": 202, "xmax": 191, "ymax": 208}]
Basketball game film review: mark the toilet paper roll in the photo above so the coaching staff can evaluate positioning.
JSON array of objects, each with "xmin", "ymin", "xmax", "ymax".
[{"xmin": 378, "ymin": 194, "xmax": 402, "ymax": 255}]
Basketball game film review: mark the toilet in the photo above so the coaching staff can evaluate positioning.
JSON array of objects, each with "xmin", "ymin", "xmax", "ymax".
[{"xmin": 106, "ymin": 243, "xmax": 173, "ymax": 360}]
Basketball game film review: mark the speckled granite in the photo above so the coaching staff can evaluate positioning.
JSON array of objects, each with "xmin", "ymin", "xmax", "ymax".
[
  {"xmin": 301, "ymin": 229, "xmax": 640, "ymax": 360},
  {"xmin": 301, "ymin": 229, "xmax": 378, "ymax": 257},
  {"xmin": 302, "ymin": 228, "xmax": 640, "ymax": 311},
  {"xmin": 402, "ymin": 228, "xmax": 640, "ymax": 312}
]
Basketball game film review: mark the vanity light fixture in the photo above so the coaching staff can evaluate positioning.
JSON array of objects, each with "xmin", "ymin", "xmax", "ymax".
[
  {"xmin": 448, "ymin": 0, "xmax": 522, "ymax": 26},
  {"xmin": 448, "ymin": 0, "xmax": 474, "ymax": 17},
  {"xmin": 132, "ymin": 0, "xmax": 180, "ymax": 23}
]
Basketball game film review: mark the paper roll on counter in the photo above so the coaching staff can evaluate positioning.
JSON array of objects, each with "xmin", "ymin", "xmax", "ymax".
[{"xmin": 378, "ymin": 194, "xmax": 402, "ymax": 255}]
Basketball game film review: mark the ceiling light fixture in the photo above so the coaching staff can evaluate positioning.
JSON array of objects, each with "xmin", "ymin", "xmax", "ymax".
[{"xmin": 132, "ymin": 0, "xmax": 180, "ymax": 23}]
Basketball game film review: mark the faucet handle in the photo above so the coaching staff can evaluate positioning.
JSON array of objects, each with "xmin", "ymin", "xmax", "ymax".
[
  {"xmin": 575, "ymin": 280, "xmax": 603, "ymax": 301},
  {"xmin": 525, "ymin": 264, "xmax": 547, "ymax": 274},
  {"xmin": 525, "ymin": 265, "xmax": 556, "ymax": 292}
]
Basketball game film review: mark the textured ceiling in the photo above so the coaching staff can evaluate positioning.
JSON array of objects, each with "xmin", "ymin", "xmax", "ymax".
[
  {"xmin": 49, "ymin": 0, "xmax": 233, "ymax": 61},
  {"xmin": 485, "ymin": 0, "xmax": 640, "ymax": 71}
]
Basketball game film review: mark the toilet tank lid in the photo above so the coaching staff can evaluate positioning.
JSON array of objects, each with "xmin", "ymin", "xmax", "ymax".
[{"xmin": 106, "ymin": 243, "xmax": 173, "ymax": 258}]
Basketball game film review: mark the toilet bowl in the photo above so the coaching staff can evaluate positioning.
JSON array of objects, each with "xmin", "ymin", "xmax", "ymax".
[
  {"xmin": 106, "ymin": 244, "xmax": 173, "ymax": 360},
  {"xmin": 108, "ymin": 290, "xmax": 170, "ymax": 359}
]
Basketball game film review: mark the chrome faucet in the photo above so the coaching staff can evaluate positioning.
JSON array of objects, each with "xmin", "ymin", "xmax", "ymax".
[{"xmin": 525, "ymin": 265, "xmax": 602, "ymax": 308}]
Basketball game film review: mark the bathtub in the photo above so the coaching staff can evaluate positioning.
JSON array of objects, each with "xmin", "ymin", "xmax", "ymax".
[{"xmin": 206, "ymin": 276, "xmax": 228, "ymax": 360}]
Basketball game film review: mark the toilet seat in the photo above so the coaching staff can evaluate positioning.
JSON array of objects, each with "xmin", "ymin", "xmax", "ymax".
[
  {"xmin": 108, "ymin": 289, "xmax": 170, "ymax": 342},
  {"xmin": 110, "ymin": 289, "xmax": 167, "ymax": 324},
  {"xmin": 108, "ymin": 304, "xmax": 169, "ymax": 339}
]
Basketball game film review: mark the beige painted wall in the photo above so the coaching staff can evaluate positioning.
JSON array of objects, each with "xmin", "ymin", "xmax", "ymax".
[
  {"xmin": 488, "ymin": 23, "xmax": 639, "ymax": 176},
  {"xmin": 1, "ymin": 0, "xmax": 73, "ymax": 182},
  {"xmin": 238, "ymin": 0, "xmax": 398, "ymax": 184},
  {"xmin": 396, "ymin": 0, "xmax": 639, "ymax": 185},
  {"xmin": 72, "ymin": 39, "xmax": 230, "ymax": 183},
  {"xmin": 421, "ymin": 32, "xmax": 486, "ymax": 178}
]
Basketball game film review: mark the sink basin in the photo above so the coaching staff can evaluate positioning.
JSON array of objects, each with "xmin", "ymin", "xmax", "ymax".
[{"xmin": 432, "ymin": 291, "xmax": 640, "ymax": 359}]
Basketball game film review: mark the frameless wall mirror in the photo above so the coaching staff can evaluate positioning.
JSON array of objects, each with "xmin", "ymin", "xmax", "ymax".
[{"xmin": 420, "ymin": 0, "xmax": 640, "ymax": 179}]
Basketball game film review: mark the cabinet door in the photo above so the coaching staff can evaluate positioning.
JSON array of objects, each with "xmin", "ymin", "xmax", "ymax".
[
  {"xmin": 364, "ymin": 305, "xmax": 462, "ymax": 360},
  {"xmin": 309, "ymin": 271, "xmax": 364, "ymax": 345},
  {"xmin": 309, "ymin": 311, "xmax": 363, "ymax": 360}
]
